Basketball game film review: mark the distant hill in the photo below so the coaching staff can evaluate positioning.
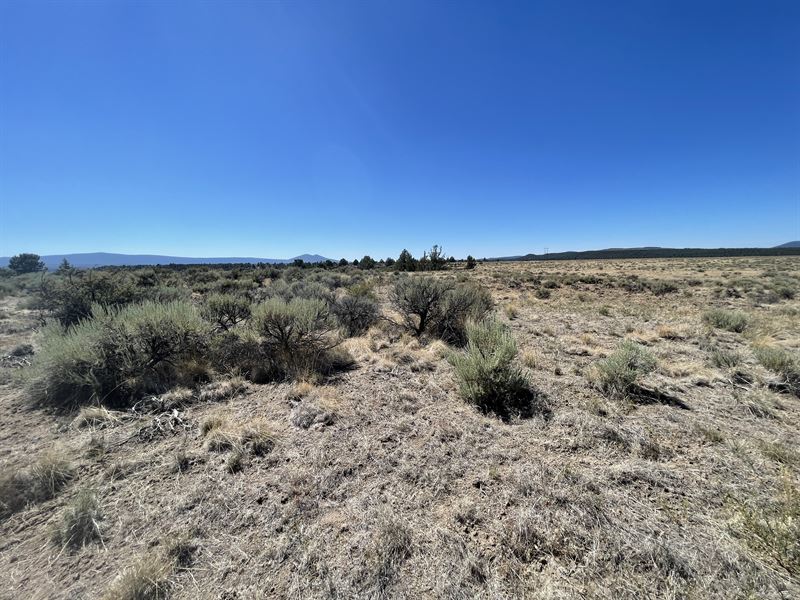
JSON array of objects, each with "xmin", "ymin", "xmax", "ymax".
[
  {"xmin": 495, "ymin": 246, "xmax": 800, "ymax": 262},
  {"xmin": 0, "ymin": 252, "xmax": 333, "ymax": 270},
  {"xmin": 775, "ymin": 241, "xmax": 800, "ymax": 248}
]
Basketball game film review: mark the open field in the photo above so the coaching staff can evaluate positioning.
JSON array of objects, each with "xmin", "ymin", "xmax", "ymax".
[{"xmin": 1, "ymin": 256, "xmax": 799, "ymax": 599}]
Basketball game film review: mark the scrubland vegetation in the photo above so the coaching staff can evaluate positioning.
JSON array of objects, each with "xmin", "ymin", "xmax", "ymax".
[{"xmin": 0, "ymin": 254, "xmax": 799, "ymax": 598}]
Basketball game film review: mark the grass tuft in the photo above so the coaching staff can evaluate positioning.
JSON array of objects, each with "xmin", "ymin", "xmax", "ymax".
[
  {"xmin": 754, "ymin": 346, "xmax": 800, "ymax": 395},
  {"xmin": 0, "ymin": 453, "xmax": 73, "ymax": 520},
  {"xmin": 51, "ymin": 488, "xmax": 103, "ymax": 549}
]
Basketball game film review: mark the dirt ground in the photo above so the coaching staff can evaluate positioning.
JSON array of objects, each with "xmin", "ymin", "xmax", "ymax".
[{"xmin": 1, "ymin": 256, "xmax": 798, "ymax": 599}]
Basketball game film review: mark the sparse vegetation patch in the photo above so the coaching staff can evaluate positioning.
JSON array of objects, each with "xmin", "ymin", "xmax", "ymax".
[{"xmin": 703, "ymin": 308, "xmax": 749, "ymax": 332}]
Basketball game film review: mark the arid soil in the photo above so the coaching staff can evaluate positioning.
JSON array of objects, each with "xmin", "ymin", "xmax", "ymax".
[{"xmin": 1, "ymin": 256, "xmax": 799, "ymax": 599}]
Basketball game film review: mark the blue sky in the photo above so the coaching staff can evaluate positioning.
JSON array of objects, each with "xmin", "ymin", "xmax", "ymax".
[{"xmin": 1, "ymin": 0, "xmax": 798, "ymax": 260}]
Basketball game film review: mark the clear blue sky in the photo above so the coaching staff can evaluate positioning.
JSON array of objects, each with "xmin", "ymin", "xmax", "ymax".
[{"xmin": 1, "ymin": 0, "xmax": 798, "ymax": 260}]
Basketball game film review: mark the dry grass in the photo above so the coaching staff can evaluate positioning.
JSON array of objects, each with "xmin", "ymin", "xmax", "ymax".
[
  {"xmin": 51, "ymin": 488, "xmax": 103, "ymax": 549},
  {"xmin": 103, "ymin": 553, "xmax": 173, "ymax": 600},
  {"xmin": 1, "ymin": 256, "xmax": 799, "ymax": 598},
  {"xmin": 202, "ymin": 414, "xmax": 276, "ymax": 465},
  {"xmin": 197, "ymin": 376, "xmax": 246, "ymax": 403},
  {"xmin": 0, "ymin": 452, "xmax": 73, "ymax": 520},
  {"xmin": 731, "ymin": 475, "xmax": 800, "ymax": 578},
  {"xmin": 71, "ymin": 405, "xmax": 123, "ymax": 429}
]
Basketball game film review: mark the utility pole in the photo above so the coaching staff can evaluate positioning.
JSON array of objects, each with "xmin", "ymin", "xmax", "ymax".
[{"xmin": 544, "ymin": 247, "xmax": 549, "ymax": 255}]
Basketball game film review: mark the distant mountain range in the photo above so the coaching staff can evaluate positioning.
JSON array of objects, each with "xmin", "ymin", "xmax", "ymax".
[
  {"xmin": 3, "ymin": 244, "xmax": 799, "ymax": 270},
  {"xmin": 0, "ymin": 252, "xmax": 333, "ymax": 270},
  {"xmin": 495, "ymin": 244, "xmax": 800, "ymax": 262}
]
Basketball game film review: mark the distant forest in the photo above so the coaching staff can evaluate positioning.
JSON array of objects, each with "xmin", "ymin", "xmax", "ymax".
[{"xmin": 498, "ymin": 247, "xmax": 800, "ymax": 262}]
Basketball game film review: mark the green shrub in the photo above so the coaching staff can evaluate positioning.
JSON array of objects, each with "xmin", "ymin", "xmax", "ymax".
[
  {"xmin": 702, "ymin": 309, "xmax": 749, "ymax": 333},
  {"xmin": 251, "ymin": 298, "xmax": 342, "ymax": 379},
  {"xmin": 148, "ymin": 285, "xmax": 190, "ymax": 304},
  {"xmin": 390, "ymin": 277, "xmax": 452, "ymax": 336},
  {"xmin": 288, "ymin": 280, "xmax": 336, "ymax": 304},
  {"xmin": 594, "ymin": 341, "xmax": 657, "ymax": 398},
  {"xmin": 26, "ymin": 300, "xmax": 210, "ymax": 409},
  {"xmin": 332, "ymin": 294, "xmax": 380, "ymax": 337},
  {"xmin": 25, "ymin": 319, "xmax": 108, "ymax": 408},
  {"xmin": 390, "ymin": 277, "xmax": 492, "ymax": 343},
  {"xmin": 38, "ymin": 271, "xmax": 143, "ymax": 327},
  {"xmin": 217, "ymin": 278, "xmax": 257, "ymax": 295},
  {"xmin": 308, "ymin": 270, "xmax": 351, "ymax": 290},
  {"xmin": 732, "ymin": 479, "xmax": 800, "ymax": 576},
  {"xmin": 647, "ymin": 280, "xmax": 678, "ymax": 296},
  {"xmin": 620, "ymin": 278, "xmax": 647, "ymax": 293},
  {"xmin": 449, "ymin": 319, "xmax": 531, "ymax": 418},
  {"xmin": 431, "ymin": 284, "xmax": 493, "ymax": 345},
  {"xmin": 259, "ymin": 279, "xmax": 335, "ymax": 305},
  {"xmin": 201, "ymin": 293, "xmax": 251, "ymax": 331},
  {"xmin": 209, "ymin": 330, "xmax": 279, "ymax": 382}
]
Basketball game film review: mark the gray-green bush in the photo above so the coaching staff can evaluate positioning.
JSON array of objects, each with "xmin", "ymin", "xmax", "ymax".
[
  {"xmin": 26, "ymin": 300, "xmax": 210, "ymax": 408},
  {"xmin": 431, "ymin": 284, "xmax": 493, "ymax": 345},
  {"xmin": 390, "ymin": 277, "xmax": 493, "ymax": 344},
  {"xmin": 594, "ymin": 341, "xmax": 657, "ymax": 398},
  {"xmin": 38, "ymin": 271, "xmax": 143, "ymax": 327},
  {"xmin": 209, "ymin": 330, "xmax": 277, "ymax": 382},
  {"xmin": 390, "ymin": 277, "xmax": 452, "ymax": 336},
  {"xmin": 449, "ymin": 319, "xmax": 531, "ymax": 418},
  {"xmin": 332, "ymin": 294, "xmax": 379, "ymax": 337},
  {"xmin": 51, "ymin": 489, "xmax": 103, "ymax": 549},
  {"xmin": 201, "ymin": 293, "xmax": 252, "ymax": 331},
  {"xmin": 251, "ymin": 297, "xmax": 345, "ymax": 379},
  {"xmin": 702, "ymin": 309, "xmax": 749, "ymax": 333},
  {"xmin": 647, "ymin": 280, "xmax": 679, "ymax": 296},
  {"xmin": 709, "ymin": 347, "xmax": 742, "ymax": 369}
]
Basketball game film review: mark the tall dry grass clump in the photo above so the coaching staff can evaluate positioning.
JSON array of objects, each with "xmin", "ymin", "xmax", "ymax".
[
  {"xmin": 51, "ymin": 488, "xmax": 103, "ymax": 549},
  {"xmin": 0, "ymin": 453, "xmax": 74, "ymax": 520},
  {"xmin": 754, "ymin": 346, "xmax": 800, "ymax": 395}
]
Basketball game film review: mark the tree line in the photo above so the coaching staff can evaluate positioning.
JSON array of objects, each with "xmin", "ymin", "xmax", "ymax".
[{"xmin": 2, "ymin": 246, "xmax": 479, "ymax": 275}]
